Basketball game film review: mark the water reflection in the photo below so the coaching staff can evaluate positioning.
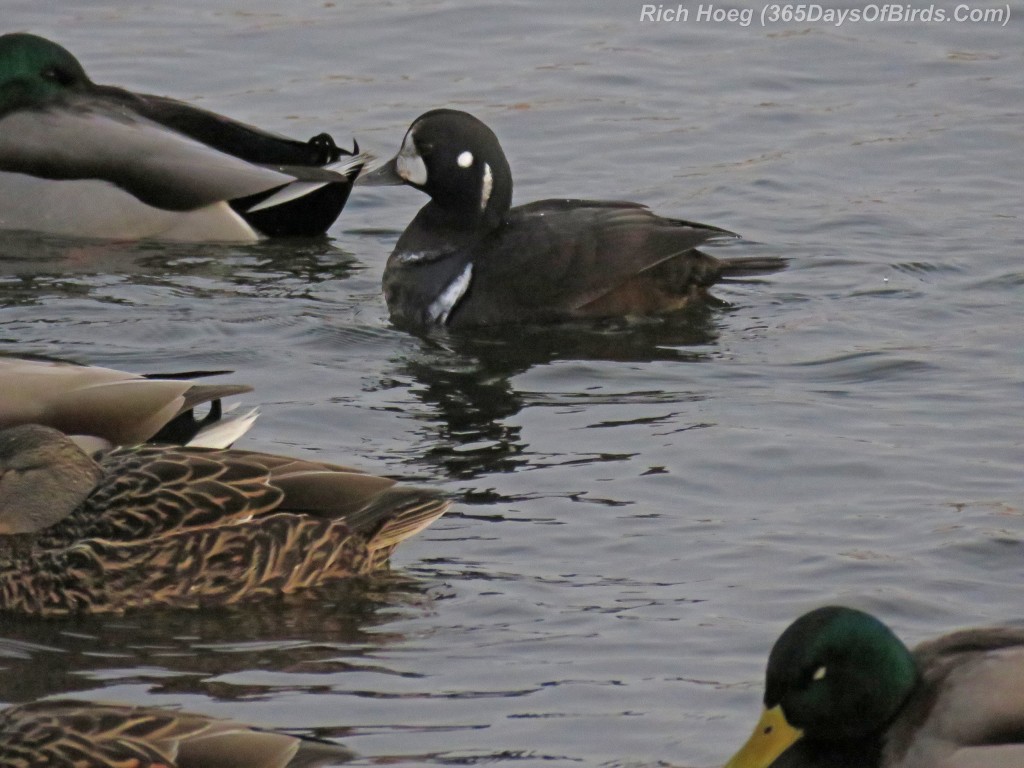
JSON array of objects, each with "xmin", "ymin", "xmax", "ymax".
[
  {"xmin": 0, "ymin": 573, "xmax": 438, "ymax": 705},
  {"xmin": 0, "ymin": 230, "xmax": 361, "ymax": 305},
  {"xmin": 387, "ymin": 309, "xmax": 721, "ymax": 483}
]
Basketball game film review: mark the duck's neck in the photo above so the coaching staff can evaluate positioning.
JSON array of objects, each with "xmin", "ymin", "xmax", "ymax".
[
  {"xmin": 781, "ymin": 735, "xmax": 883, "ymax": 767},
  {"xmin": 391, "ymin": 202, "xmax": 497, "ymax": 261},
  {"xmin": 425, "ymin": 198, "xmax": 506, "ymax": 233}
]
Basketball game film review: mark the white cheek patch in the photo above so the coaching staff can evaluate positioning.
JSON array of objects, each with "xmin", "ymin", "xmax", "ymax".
[
  {"xmin": 428, "ymin": 263, "xmax": 473, "ymax": 324},
  {"xmin": 480, "ymin": 162, "xmax": 493, "ymax": 212},
  {"xmin": 457, "ymin": 151, "xmax": 473, "ymax": 168},
  {"xmin": 396, "ymin": 134, "xmax": 428, "ymax": 186}
]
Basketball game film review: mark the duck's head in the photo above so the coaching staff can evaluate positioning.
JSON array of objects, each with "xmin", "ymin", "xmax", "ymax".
[
  {"xmin": 361, "ymin": 109, "xmax": 513, "ymax": 229},
  {"xmin": 0, "ymin": 424, "xmax": 102, "ymax": 535},
  {"xmin": 0, "ymin": 33, "xmax": 91, "ymax": 112},
  {"xmin": 724, "ymin": 606, "xmax": 919, "ymax": 768}
]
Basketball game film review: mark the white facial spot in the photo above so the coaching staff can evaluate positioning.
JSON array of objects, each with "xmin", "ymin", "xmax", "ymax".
[
  {"xmin": 812, "ymin": 666, "xmax": 827, "ymax": 681},
  {"xmin": 428, "ymin": 263, "xmax": 473, "ymax": 324},
  {"xmin": 480, "ymin": 162, "xmax": 493, "ymax": 212},
  {"xmin": 395, "ymin": 132, "xmax": 428, "ymax": 186},
  {"xmin": 457, "ymin": 151, "xmax": 474, "ymax": 168}
]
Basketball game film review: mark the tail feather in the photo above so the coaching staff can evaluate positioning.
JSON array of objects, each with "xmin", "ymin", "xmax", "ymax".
[
  {"xmin": 142, "ymin": 369, "xmax": 236, "ymax": 380},
  {"xmin": 344, "ymin": 487, "xmax": 451, "ymax": 551},
  {"xmin": 245, "ymin": 152, "xmax": 371, "ymax": 214},
  {"xmin": 718, "ymin": 256, "xmax": 788, "ymax": 279},
  {"xmin": 185, "ymin": 405, "xmax": 260, "ymax": 449},
  {"xmin": 152, "ymin": 401, "xmax": 259, "ymax": 448},
  {"xmin": 326, "ymin": 151, "xmax": 372, "ymax": 178},
  {"xmin": 179, "ymin": 383, "xmax": 254, "ymax": 412}
]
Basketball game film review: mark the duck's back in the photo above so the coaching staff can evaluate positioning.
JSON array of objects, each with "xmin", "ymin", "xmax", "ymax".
[
  {"xmin": 386, "ymin": 198, "xmax": 740, "ymax": 327},
  {"xmin": 0, "ymin": 441, "xmax": 449, "ymax": 615},
  {"xmin": 883, "ymin": 628, "xmax": 1024, "ymax": 768}
]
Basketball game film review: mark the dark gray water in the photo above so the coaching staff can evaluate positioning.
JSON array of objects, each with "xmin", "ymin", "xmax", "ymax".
[{"xmin": 1, "ymin": 2, "xmax": 1022, "ymax": 766}]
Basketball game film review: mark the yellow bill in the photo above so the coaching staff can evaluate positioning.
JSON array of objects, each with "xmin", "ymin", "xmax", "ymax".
[{"xmin": 724, "ymin": 704, "xmax": 803, "ymax": 768}]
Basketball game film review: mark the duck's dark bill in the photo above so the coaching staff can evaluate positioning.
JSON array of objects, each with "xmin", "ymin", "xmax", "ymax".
[{"xmin": 357, "ymin": 156, "xmax": 404, "ymax": 186}]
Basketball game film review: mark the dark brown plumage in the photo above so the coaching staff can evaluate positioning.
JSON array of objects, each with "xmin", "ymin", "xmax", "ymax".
[{"xmin": 361, "ymin": 109, "xmax": 784, "ymax": 327}]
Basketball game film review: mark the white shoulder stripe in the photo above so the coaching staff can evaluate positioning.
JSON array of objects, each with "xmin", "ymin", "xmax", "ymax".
[{"xmin": 427, "ymin": 263, "xmax": 473, "ymax": 324}]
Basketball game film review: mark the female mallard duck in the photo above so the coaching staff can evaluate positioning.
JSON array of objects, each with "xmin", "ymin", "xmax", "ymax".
[
  {"xmin": 724, "ymin": 605, "xmax": 1024, "ymax": 768},
  {"xmin": 0, "ymin": 355, "xmax": 257, "ymax": 448},
  {"xmin": 0, "ymin": 698, "xmax": 354, "ymax": 767},
  {"xmin": 0, "ymin": 424, "xmax": 451, "ymax": 616},
  {"xmin": 0, "ymin": 32, "xmax": 366, "ymax": 241}
]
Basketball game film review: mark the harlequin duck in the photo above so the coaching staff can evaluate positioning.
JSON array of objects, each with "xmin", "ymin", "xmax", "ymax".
[
  {"xmin": 361, "ymin": 108, "xmax": 783, "ymax": 327},
  {"xmin": 0, "ymin": 33, "xmax": 367, "ymax": 241}
]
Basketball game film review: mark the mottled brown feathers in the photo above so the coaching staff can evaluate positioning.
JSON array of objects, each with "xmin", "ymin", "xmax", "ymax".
[
  {"xmin": 0, "ymin": 699, "xmax": 354, "ymax": 767},
  {"xmin": 0, "ymin": 425, "xmax": 451, "ymax": 616}
]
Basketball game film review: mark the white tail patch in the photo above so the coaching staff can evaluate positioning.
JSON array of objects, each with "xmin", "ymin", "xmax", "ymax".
[
  {"xmin": 245, "ymin": 181, "xmax": 329, "ymax": 212},
  {"xmin": 327, "ymin": 152, "xmax": 372, "ymax": 177},
  {"xmin": 246, "ymin": 152, "xmax": 369, "ymax": 213},
  {"xmin": 186, "ymin": 404, "xmax": 260, "ymax": 449}
]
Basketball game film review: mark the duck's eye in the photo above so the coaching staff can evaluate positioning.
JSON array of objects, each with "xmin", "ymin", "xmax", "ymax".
[
  {"xmin": 799, "ymin": 665, "xmax": 827, "ymax": 688},
  {"xmin": 456, "ymin": 151, "xmax": 474, "ymax": 168},
  {"xmin": 794, "ymin": 664, "xmax": 827, "ymax": 690},
  {"xmin": 41, "ymin": 66, "xmax": 76, "ymax": 87}
]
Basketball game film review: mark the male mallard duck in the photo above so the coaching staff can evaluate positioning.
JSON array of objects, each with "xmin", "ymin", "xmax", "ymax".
[
  {"xmin": 724, "ymin": 605, "xmax": 1024, "ymax": 768},
  {"xmin": 0, "ymin": 32, "xmax": 367, "ymax": 241},
  {"xmin": 0, "ymin": 355, "xmax": 257, "ymax": 448},
  {"xmin": 0, "ymin": 424, "xmax": 451, "ymax": 616},
  {"xmin": 360, "ymin": 109, "xmax": 784, "ymax": 327},
  {"xmin": 0, "ymin": 699, "xmax": 354, "ymax": 767}
]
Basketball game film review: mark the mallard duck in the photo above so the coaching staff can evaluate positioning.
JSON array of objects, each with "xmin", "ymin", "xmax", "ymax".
[
  {"xmin": 724, "ymin": 605, "xmax": 1024, "ymax": 768},
  {"xmin": 0, "ymin": 698, "xmax": 354, "ymax": 767},
  {"xmin": 0, "ymin": 32, "xmax": 367, "ymax": 241},
  {"xmin": 0, "ymin": 424, "xmax": 451, "ymax": 616},
  {"xmin": 359, "ymin": 109, "xmax": 783, "ymax": 327},
  {"xmin": 0, "ymin": 355, "xmax": 257, "ymax": 448}
]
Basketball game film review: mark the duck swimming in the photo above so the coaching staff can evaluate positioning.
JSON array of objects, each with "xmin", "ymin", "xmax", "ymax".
[
  {"xmin": 361, "ymin": 109, "xmax": 783, "ymax": 327},
  {"xmin": 724, "ymin": 605, "xmax": 1024, "ymax": 768},
  {"xmin": 0, "ymin": 33, "xmax": 366, "ymax": 241},
  {"xmin": 0, "ymin": 698, "xmax": 355, "ymax": 767},
  {"xmin": 0, "ymin": 424, "xmax": 450, "ymax": 616}
]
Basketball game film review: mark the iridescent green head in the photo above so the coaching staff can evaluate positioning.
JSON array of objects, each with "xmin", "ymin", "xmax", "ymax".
[
  {"xmin": 725, "ymin": 606, "xmax": 920, "ymax": 768},
  {"xmin": 0, "ymin": 33, "xmax": 91, "ymax": 112},
  {"xmin": 765, "ymin": 606, "xmax": 919, "ymax": 738}
]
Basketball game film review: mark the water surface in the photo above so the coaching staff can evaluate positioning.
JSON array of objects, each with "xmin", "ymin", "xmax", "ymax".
[{"xmin": 1, "ymin": 3, "xmax": 1021, "ymax": 767}]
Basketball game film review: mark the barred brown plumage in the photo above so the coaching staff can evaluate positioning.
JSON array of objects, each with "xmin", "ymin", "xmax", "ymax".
[
  {"xmin": 0, "ymin": 425, "xmax": 451, "ymax": 616},
  {"xmin": 0, "ymin": 699, "xmax": 355, "ymax": 767}
]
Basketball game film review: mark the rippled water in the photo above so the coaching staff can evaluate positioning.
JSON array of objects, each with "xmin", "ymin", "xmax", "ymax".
[{"xmin": 1, "ymin": 2, "xmax": 1022, "ymax": 767}]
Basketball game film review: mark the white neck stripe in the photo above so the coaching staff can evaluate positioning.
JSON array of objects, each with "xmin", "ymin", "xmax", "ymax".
[{"xmin": 480, "ymin": 163, "xmax": 493, "ymax": 212}]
